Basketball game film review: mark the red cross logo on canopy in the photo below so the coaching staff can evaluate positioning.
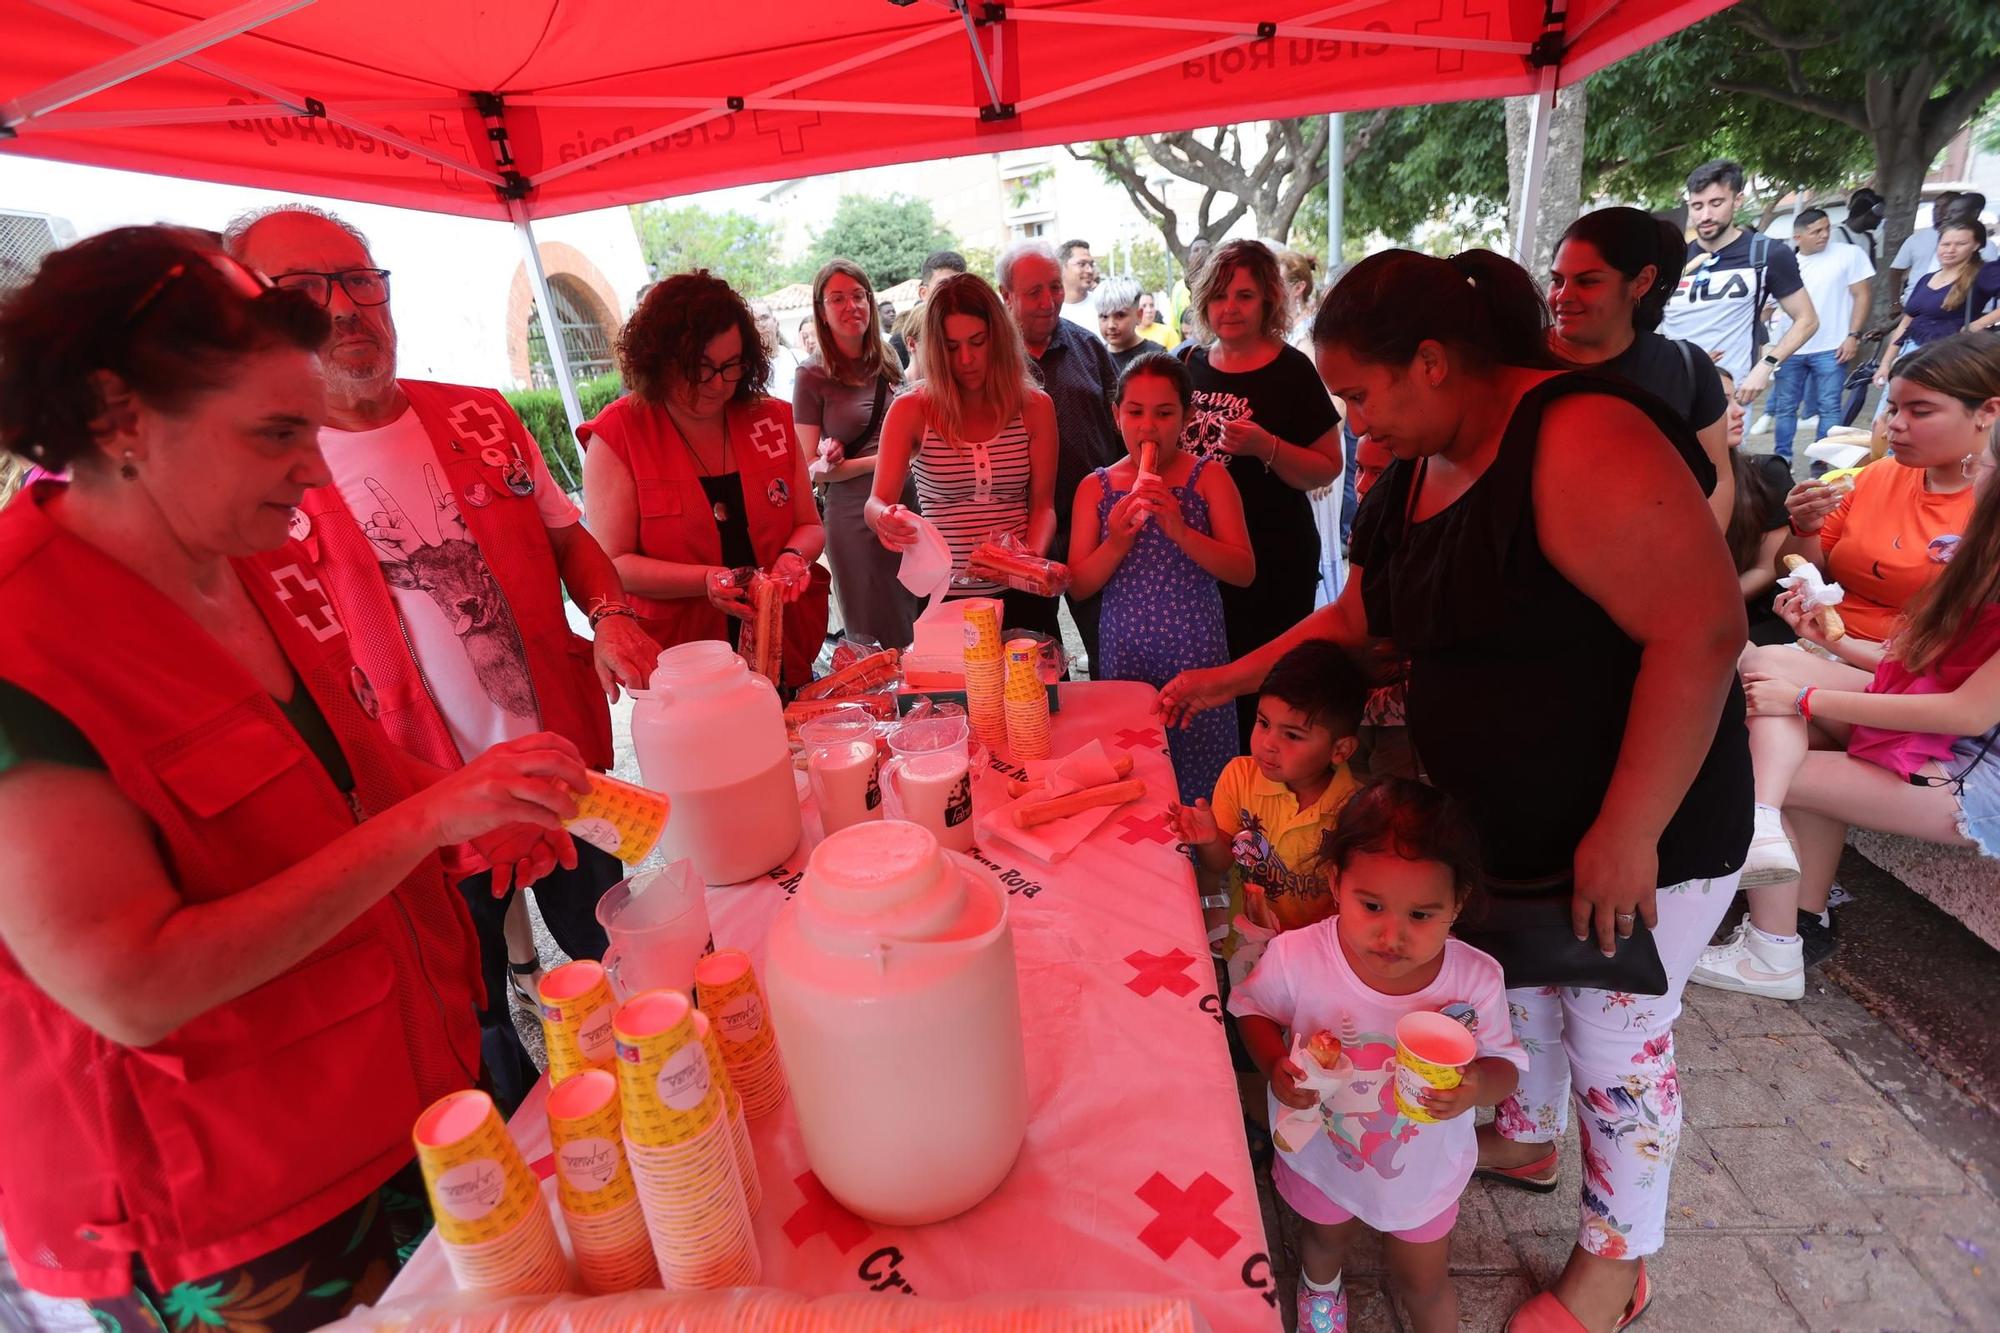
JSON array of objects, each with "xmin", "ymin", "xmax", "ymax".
[
  {"xmin": 270, "ymin": 564, "xmax": 340, "ymax": 642},
  {"xmin": 1135, "ymin": 1171, "xmax": 1240, "ymax": 1261},
  {"xmin": 749, "ymin": 416, "xmax": 790, "ymax": 461},
  {"xmin": 753, "ymin": 106, "xmax": 823, "ymax": 156},
  {"xmin": 447, "ymin": 400, "xmax": 509, "ymax": 452},
  {"xmin": 1124, "ymin": 948, "xmax": 1198, "ymax": 998},
  {"xmin": 782, "ymin": 1171, "xmax": 872, "ymax": 1254},
  {"xmin": 1413, "ymin": 0, "xmax": 1496, "ymax": 74}
]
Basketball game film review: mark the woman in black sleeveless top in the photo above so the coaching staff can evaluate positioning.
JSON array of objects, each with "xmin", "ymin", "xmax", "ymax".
[{"xmin": 1161, "ymin": 250, "xmax": 1751, "ymax": 1332}]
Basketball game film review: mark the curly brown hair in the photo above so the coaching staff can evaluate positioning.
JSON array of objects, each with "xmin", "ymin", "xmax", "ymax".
[{"xmin": 618, "ymin": 269, "xmax": 770, "ymax": 407}]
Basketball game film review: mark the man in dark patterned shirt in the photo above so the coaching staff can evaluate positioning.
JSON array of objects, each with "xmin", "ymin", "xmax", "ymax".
[{"xmin": 997, "ymin": 240, "xmax": 1123, "ymax": 672}]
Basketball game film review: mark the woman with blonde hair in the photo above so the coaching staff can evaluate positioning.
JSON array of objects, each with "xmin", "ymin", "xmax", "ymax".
[
  {"xmin": 1275, "ymin": 246, "xmax": 1319, "ymax": 349},
  {"xmin": 866, "ymin": 273, "xmax": 1060, "ymax": 633},
  {"xmin": 1875, "ymin": 218, "xmax": 2000, "ymax": 383},
  {"xmin": 1184, "ymin": 238, "xmax": 1344, "ymax": 741},
  {"xmin": 794, "ymin": 259, "xmax": 917, "ymax": 647}
]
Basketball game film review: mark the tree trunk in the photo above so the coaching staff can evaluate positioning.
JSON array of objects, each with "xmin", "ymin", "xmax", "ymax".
[
  {"xmin": 1504, "ymin": 83, "xmax": 1587, "ymax": 278},
  {"xmin": 1871, "ymin": 136, "xmax": 1930, "ymax": 323}
]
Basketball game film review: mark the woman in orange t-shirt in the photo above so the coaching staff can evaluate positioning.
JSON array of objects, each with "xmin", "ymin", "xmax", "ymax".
[{"xmin": 1777, "ymin": 358, "xmax": 1979, "ymax": 643}]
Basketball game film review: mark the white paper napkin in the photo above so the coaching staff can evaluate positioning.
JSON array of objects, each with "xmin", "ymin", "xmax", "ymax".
[
  {"xmin": 894, "ymin": 509, "xmax": 954, "ymax": 611},
  {"xmin": 977, "ymin": 740, "xmax": 1134, "ymax": 864}
]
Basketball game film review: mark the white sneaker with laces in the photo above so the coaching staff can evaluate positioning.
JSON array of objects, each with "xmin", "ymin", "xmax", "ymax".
[
  {"xmin": 1691, "ymin": 921, "xmax": 1805, "ymax": 1000},
  {"xmin": 1741, "ymin": 806, "xmax": 1801, "ymax": 887}
]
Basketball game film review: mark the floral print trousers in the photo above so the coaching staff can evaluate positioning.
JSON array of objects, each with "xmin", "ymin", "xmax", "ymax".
[{"xmin": 1492, "ymin": 873, "xmax": 1739, "ymax": 1260}]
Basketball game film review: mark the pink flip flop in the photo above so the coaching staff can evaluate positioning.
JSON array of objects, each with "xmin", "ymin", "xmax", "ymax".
[
  {"xmin": 1505, "ymin": 1261, "xmax": 1650, "ymax": 1332},
  {"xmin": 1474, "ymin": 1145, "xmax": 1561, "ymax": 1193}
]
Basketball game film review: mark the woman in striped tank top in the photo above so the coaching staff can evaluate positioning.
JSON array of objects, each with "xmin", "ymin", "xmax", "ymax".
[{"xmin": 867, "ymin": 273, "xmax": 1062, "ymax": 635}]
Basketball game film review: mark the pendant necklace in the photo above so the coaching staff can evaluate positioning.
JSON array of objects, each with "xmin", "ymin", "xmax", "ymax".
[{"xmin": 670, "ymin": 406, "xmax": 732, "ymax": 524}]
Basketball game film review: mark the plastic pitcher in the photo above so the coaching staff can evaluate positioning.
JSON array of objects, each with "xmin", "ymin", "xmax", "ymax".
[
  {"xmin": 799, "ymin": 706, "xmax": 884, "ymax": 838},
  {"xmin": 763, "ymin": 820, "xmax": 1027, "ymax": 1225},
  {"xmin": 882, "ymin": 709, "xmax": 974, "ymax": 853},
  {"xmin": 595, "ymin": 861, "xmax": 712, "ymax": 1000},
  {"xmin": 631, "ymin": 640, "xmax": 801, "ymax": 884}
]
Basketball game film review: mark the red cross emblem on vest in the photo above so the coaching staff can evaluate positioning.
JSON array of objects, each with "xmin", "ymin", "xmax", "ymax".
[
  {"xmin": 749, "ymin": 416, "xmax": 789, "ymax": 461},
  {"xmin": 447, "ymin": 400, "xmax": 509, "ymax": 451},
  {"xmin": 270, "ymin": 564, "xmax": 341, "ymax": 642}
]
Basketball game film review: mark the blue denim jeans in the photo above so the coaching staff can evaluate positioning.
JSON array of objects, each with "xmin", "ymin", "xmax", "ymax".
[{"xmin": 1771, "ymin": 349, "xmax": 1845, "ymax": 458}]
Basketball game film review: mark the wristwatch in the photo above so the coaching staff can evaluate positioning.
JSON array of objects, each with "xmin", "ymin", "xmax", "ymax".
[
  {"xmin": 1199, "ymin": 893, "xmax": 1232, "ymax": 912},
  {"xmin": 1761, "ymin": 353, "xmax": 1781, "ymax": 367}
]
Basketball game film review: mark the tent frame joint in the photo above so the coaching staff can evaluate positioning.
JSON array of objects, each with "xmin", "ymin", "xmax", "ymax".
[
  {"xmin": 471, "ymin": 90, "xmax": 505, "ymax": 118},
  {"xmin": 1527, "ymin": 32, "xmax": 1565, "ymax": 67},
  {"xmin": 301, "ymin": 94, "xmax": 325, "ymax": 117},
  {"xmin": 727, "ymin": 95, "xmax": 745, "ymax": 112},
  {"xmin": 979, "ymin": 101, "xmax": 1016, "ymax": 122},
  {"xmin": 495, "ymin": 169, "xmax": 531, "ymax": 202},
  {"xmin": 1256, "ymin": 21, "xmax": 1277, "ymax": 40},
  {"xmin": 972, "ymin": 3, "xmax": 1004, "ymax": 25}
]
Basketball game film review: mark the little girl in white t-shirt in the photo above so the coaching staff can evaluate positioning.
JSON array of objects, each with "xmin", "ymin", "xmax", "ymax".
[{"xmin": 1229, "ymin": 778, "xmax": 1527, "ymax": 1333}]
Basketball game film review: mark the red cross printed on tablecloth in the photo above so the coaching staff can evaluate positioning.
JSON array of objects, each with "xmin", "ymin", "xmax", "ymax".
[
  {"xmin": 1112, "ymin": 727, "xmax": 1163, "ymax": 750},
  {"xmin": 527, "ymin": 1153, "xmax": 556, "ymax": 1181},
  {"xmin": 782, "ymin": 1171, "xmax": 872, "ymax": 1254},
  {"xmin": 1118, "ymin": 812, "xmax": 1177, "ymax": 845},
  {"xmin": 1135, "ymin": 1171, "xmax": 1240, "ymax": 1261},
  {"xmin": 1125, "ymin": 948, "xmax": 1198, "ymax": 998},
  {"xmin": 446, "ymin": 399, "xmax": 509, "ymax": 451},
  {"xmin": 271, "ymin": 565, "xmax": 340, "ymax": 642}
]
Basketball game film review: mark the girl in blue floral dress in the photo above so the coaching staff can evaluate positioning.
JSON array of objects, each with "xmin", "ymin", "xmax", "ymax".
[{"xmin": 1068, "ymin": 353, "xmax": 1254, "ymax": 800}]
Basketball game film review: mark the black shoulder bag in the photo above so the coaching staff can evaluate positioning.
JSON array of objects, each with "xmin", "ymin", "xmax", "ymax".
[{"xmin": 1395, "ymin": 447, "xmax": 1672, "ymax": 996}]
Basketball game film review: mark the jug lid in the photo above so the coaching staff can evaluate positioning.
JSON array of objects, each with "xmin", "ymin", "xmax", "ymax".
[
  {"xmin": 645, "ymin": 640, "xmax": 751, "ymax": 696},
  {"xmin": 795, "ymin": 821, "xmax": 989, "ymax": 955}
]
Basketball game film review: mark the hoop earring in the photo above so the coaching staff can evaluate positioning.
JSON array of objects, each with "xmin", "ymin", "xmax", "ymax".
[{"xmin": 119, "ymin": 451, "xmax": 138, "ymax": 481}]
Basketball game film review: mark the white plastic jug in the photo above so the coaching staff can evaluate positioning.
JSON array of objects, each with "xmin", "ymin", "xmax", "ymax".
[
  {"xmin": 630, "ymin": 640, "xmax": 801, "ymax": 885},
  {"xmin": 764, "ymin": 820, "xmax": 1028, "ymax": 1226},
  {"xmin": 594, "ymin": 861, "xmax": 711, "ymax": 999}
]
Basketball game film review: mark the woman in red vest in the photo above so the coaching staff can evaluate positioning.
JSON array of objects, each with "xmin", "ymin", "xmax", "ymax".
[
  {"xmin": 0, "ymin": 227, "xmax": 587, "ymax": 1327},
  {"xmin": 581, "ymin": 271, "xmax": 829, "ymax": 688}
]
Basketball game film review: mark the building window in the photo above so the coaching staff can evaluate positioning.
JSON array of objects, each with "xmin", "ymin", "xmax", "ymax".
[{"xmin": 526, "ymin": 274, "xmax": 617, "ymax": 388}]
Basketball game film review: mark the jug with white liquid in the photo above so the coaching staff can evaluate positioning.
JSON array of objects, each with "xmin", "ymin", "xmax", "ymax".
[
  {"xmin": 763, "ymin": 820, "xmax": 1028, "ymax": 1226},
  {"xmin": 630, "ymin": 640, "xmax": 801, "ymax": 885}
]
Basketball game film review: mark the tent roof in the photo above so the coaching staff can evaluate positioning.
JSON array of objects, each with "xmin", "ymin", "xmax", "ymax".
[{"xmin": 3, "ymin": 0, "xmax": 1734, "ymax": 222}]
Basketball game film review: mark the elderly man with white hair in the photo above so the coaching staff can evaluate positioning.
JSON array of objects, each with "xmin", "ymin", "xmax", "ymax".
[{"xmin": 997, "ymin": 239, "xmax": 1123, "ymax": 670}]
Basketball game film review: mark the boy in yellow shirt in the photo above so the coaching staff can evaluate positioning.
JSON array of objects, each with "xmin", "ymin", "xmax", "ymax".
[{"xmin": 1168, "ymin": 640, "xmax": 1370, "ymax": 950}]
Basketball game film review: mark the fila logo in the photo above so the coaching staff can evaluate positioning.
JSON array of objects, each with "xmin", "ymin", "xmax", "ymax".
[{"xmin": 1678, "ymin": 271, "xmax": 1753, "ymax": 303}]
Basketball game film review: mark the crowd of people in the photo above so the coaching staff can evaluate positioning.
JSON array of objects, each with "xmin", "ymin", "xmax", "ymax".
[{"xmin": 0, "ymin": 151, "xmax": 1997, "ymax": 1333}]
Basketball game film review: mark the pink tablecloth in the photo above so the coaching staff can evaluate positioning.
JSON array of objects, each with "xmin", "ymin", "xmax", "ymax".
[{"xmin": 388, "ymin": 681, "xmax": 1280, "ymax": 1331}]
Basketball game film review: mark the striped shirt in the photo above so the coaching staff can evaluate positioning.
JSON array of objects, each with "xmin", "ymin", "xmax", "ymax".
[{"xmin": 913, "ymin": 413, "xmax": 1031, "ymax": 593}]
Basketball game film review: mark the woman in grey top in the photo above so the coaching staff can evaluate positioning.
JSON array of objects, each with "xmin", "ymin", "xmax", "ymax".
[{"xmin": 794, "ymin": 259, "xmax": 919, "ymax": 648}]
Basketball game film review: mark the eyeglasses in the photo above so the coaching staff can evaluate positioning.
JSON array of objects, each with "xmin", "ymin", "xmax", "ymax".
[
  {"xmin": 126, "ymin": 250, "xmax": 272, "ymax": 324},
  {"xmin": 821, "ymin": 292, "xmax": 870, "ymax": 310},
  {"xmin": 695, "ymin": 358, "xmax": 747, "ymax": 384},
  {"xmin": 272, "ymin": 267, "xmax": 392, "ymax": 307}
]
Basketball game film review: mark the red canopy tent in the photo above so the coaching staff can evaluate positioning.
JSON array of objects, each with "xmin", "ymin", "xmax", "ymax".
[{"xmin": 2, "ymin": 0, "xmax": 1733, "ymax": 430}]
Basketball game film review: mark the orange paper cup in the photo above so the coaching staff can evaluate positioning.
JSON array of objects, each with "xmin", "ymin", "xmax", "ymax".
[
  {"xmin": 611, "ymin": 988, "xmax": 723, "ymax": 1148},
  {"xmin": 1392, "ymin": 1011, "xmax": 1477, "ymax": 1123}
]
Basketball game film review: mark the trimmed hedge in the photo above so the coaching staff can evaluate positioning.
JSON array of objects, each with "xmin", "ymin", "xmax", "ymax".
[{"xmin": 502, "ymin": 371, "xmax": 626, "ymax": 494}]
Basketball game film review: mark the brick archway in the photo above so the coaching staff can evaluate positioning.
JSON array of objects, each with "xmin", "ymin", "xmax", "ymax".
[{"xmin": 506, "ymin": 242, "xmax": 625, "ymax": 386}]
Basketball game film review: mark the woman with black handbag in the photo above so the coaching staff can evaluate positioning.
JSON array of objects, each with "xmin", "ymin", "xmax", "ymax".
[
  {"xmin": 795, "ymin": 259, "xmax": 918, "ymax": 649},
  {"xmin": 1160, "ymin": 249, "xmax": 1752, "ymax": 1333}
]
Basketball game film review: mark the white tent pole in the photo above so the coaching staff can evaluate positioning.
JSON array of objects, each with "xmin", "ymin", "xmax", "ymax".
[
  {"xmin": 1327, "ymin": 111, "xmax": 1345, "ymax": 269},
  {"xmin": 509, "ymin": 199, "xmax": 586, "ymax": 492},
  {"xmin": 1, "ymin": 0, "xmax": 312, "ymax": 130},
  {"xmin": 1512, "ymin": 66, "xmax": 1557, "ymax": 266}
]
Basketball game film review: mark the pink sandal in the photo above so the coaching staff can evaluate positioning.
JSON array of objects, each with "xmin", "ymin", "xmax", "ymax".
[
  {"xmin": 1505, "ymin": 1260, "xmax": 1649, "ymax": 1332},
  {"xmin": 1474, "ymin": 1144, "xmax": 1561, "ymax": 1193}
]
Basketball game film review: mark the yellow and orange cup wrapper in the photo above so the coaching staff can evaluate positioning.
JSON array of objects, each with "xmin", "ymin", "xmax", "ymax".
[
  {"xmin": 538, "ymin": 961, "xmax": 619, "ymax": 1086},
  {"xmin": 611, "ymin": 989, "xmax": 724, "ymax": 1148},
  {"xmin": 563, "ymin": 773, "xmax": 670, "ymax": 865},
  {"xmin": 1392, "ymin": 1011, "xmax": 1475, "ymax": 1123},
  {"xmin": 960, "ymin": 598, "xmax": 1004, "ymax": 661},
  {"xmin": 693, "ymin": 1012, "xmax": 762, "ymax": 1214},
  {"xmin": 546, "ymin": 1069, "xmax": 640, "ymax": 1217},
  {"xmin": 412, "ymin": 1091, "xmax": 549, "ymax": 1248},
  {"xmin": 693, "ymin": 950, "xmax": 776, "ymax": 1063}
]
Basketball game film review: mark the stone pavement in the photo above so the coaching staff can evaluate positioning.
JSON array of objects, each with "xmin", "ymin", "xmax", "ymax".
[{"xmin": 1253, "ymin": 974, "xmax": 2000, "ymax": 1332}]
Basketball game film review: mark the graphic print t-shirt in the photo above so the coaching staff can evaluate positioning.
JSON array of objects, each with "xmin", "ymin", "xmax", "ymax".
[
  {"xmin": 1229, "ymin": 923, "xmax": 1528, "ymax": 1232},
  {"xmin": 321, "ymin": 407, "xmax": 580, "ymax": 763},
  {"xmin": 1661, "ymin": 229, "xmax": 1805, "ymax": 381}
]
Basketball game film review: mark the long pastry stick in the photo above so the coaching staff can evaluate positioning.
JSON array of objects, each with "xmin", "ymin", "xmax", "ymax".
[
  {"xmin": 1013, "ymin": 778, "xmax": 1146, "ymax": 828},
  {"xmin": 1007, "ymin": 753, "xmax": 1133, "ymax": 799}
]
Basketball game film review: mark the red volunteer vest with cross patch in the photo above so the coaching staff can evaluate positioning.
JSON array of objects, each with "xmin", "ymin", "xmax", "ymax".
[
  {"xmin": 294, "ymin": 380, "xmax": 613, "ymax": 773},
  {"xmin": 0, "ymin": 485, "xmax": 482, "ymax": 1299},
  {"xmin": 578, "ymin": 392, "xmax": 829, "ymax": 687}
]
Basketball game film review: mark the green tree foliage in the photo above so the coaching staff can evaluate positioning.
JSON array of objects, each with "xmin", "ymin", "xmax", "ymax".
[
  {"xmin": 629, "ymin": 203, "xmax": 783, "ymax": 296},
  {"xmin": 502, "ymin": 371, "xmax": 625, "ymax": 494},
  {"xmin": 798, "ymin": 194, "xmax": 958, "ymax": 289},
  {"xmin": 1098, "ymin": 235, "xmax": 1175, "ymax": 298}
]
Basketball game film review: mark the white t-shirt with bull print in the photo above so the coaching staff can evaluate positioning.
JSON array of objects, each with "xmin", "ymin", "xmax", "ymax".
[{"xmin": 321, "ymin": 406, "xmax": 579, "ymax": 764}]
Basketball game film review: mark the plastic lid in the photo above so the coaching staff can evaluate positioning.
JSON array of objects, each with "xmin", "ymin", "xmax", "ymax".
[
  {"xmin": 795, "ymin": 820, "xmax": 969, "ymax": 951},
  {"xmin": 647, "ymin": 639, "xmax": 744, "ymax": 692}
]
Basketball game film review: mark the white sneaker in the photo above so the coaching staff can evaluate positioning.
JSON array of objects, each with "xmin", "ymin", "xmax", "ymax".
[
  {"xmin": 1741, "ymin": 806, "xmax": 1800, "ymax": 887},
  {"xmin": 1690, "ymin": 921, "xmax": 1805, "ymax": 1000}
]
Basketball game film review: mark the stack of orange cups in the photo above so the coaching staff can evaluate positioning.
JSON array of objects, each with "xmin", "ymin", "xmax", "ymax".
[
  {"xmin": 692, "ymin": 1011, "xmax": 762, "ymax": 1214},
  {"xmin": 412, "ymin": 1090, "xmax": 568, "ymax": 1297},
  {"xmin": 1002, "ymin": 637, "xmax": 1052, "ymax": 760},
  {"xmin": 611, "ymin": 989, "xmax": 760, "ymax": 1289},
  {"xmin": 960, "ymin": 597, "xmax": 1007, "ymax": 752},
  {"xmin": 544, "ymin": 1069, "xmax": 657, "ymax": 1292},
  {"xmin": 693, "ymin": 949, "xmax": 787, "ymax": 1119},
  {"xmin": 537, "ymin": 960, "xmax": 618, "ymax": 1086}
]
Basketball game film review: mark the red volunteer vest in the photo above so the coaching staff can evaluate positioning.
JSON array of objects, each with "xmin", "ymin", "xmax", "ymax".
[
  {"xmin": 578, "ymin": 393, "xmax": 829, "ymax": 686},
  {"xmin": 0, "ymin": 487, "xmax": 482, "ymax": 1299},
  {"xmin": 296, "ymin": 380, "xmax": 613, "ymax": 772}
]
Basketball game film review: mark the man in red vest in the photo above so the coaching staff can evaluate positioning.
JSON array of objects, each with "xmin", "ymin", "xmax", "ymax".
[{"xmin": 229, "ymin": 205, "xmax": 660, "ymax": 1110}]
